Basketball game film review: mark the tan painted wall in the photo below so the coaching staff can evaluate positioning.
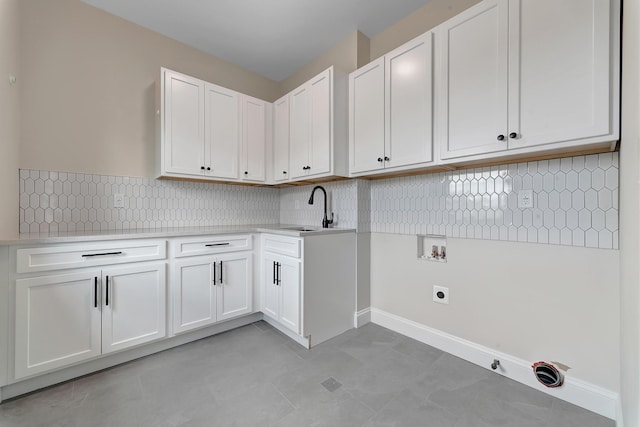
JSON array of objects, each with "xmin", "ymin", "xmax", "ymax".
[
  {"xmin": 19, "ymin": 0, "xmax": 280, "ymax": 179},
  {"xmin": 371, "ymin": 234, "xmax": 620, "ymax": 392},
  {"xmin": 620, "ymin": 0, "xmax": 640, "ymax": 423},
  {"xmin": 0, "ymin": 0, "xmax": 20, "ymax": 239},
  {"xmin": 369, "ymin": 0, "xmax": 481, "ymax": 60},
  {"xmin": 279, "ymin": 30, "xmax": 367, "ymax": 95}
]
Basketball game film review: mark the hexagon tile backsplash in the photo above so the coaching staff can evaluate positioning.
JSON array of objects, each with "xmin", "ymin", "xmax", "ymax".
[
  {"xmin": 19, "ymin": 170, "xmax": 280, "ymax": 233},
  {"xmin": 368, "ymin": 153, "xmax": 619, "ymax": 249},
  {"xmin": 20, "ymin": 152, "xmax": 619, "ymax": 249}
]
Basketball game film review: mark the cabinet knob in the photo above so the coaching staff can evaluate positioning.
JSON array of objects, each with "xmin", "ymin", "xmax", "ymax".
[
  {"xmin": 377, "ymin": 157, "xmax": 383, "ymax": 162},
  {"xmin": 200, "ymin": 166, "xmax": 205, "ymax": 170},
  {"xmin": 509, "ymin": 132, "xmax": 518, "ymax": 139},
  {"xmin": 384, "ymin": 156, "xmax": 390, "ymax": 161},
  {"xmin": 497, "ymin": 134, "xmax": 505, "ymax": 141},
  {"xmin": 244, "ymin": 171, "xmax": 248, "ymax": 175},
  {"xmin": 282, "ymin": 171, "xmax": 287, "ymax": 174},
  {"xmin": 206, "ymin": 167, "xmax": 211, "ymax": 171}
]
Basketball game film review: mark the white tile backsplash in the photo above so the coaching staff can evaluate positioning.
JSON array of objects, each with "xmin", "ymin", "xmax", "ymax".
[
  {"xmin": 20, "ymin": 152, "xmax": 618, "ymax": 249},
  {"xmin": 19, "ymin": 170, "xmax": 280, "ymax": 233}
]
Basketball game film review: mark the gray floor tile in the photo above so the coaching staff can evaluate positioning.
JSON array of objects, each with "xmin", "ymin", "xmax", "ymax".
[{"xmin": 0, "ymin": 322, "xmax": 614, "ymax": 427}]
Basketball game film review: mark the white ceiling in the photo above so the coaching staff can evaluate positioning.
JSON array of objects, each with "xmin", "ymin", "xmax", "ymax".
[{"xmin": 80, "ymin": 0, "xmax": 431, "ymax": 82}]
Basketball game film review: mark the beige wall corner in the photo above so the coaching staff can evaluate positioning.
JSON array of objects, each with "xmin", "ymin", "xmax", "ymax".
[
  {"xmin": 369, "ymin": 0, "xmax": 481, "ymax": 60},
  {"xmin": 620, "ymin": 0, "xmax": 640, "ymax": 423},
  {"xmin": 279, "ymin": 30, "xmax": 361, "ymax": 95},
  {"xmin": 356, "ymin": 31, "xmax": 371, "ymax": 69},
  {"xmin": 19, "ymin": 0, "xmax": 279, "ymax": 179},
  {"xmin": 0, "ymin": 0, "xmax": 21, "ymax": 239}
]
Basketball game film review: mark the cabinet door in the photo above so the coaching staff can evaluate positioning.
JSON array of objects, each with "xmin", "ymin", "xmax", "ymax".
[
  {"xmin": 278, "ymin": 257, "xmax": 301, "ymax": 335},
  {"xmin": 349, "ymin": 58, "xmax": 385, "ymax": 174},
  {"xmin": 15, "ymin": 271, "xmax": 102, "ymax": 379},
  {"xmin": 241, "ymin": 96, "xmax": 266, "ymax": 182},
  {"xmin": 507, "ymin": 0, "xmax": 612, "ymax": 149},
  {"xmin": 173, "ymin": 257, "xmax": 216, "ymax": 334},
  {"xmin": 273, "ymin": 95, "xmax": 290, "ymax": 182},
  {"xmin": 437, "ymin": 0, "xmax": 509, "ymax": 159},
  {"xmin": 386, "ymin": 32, "xmax": 433, "ymax": 168},
  {"xmin": 309, "ymin": 69, "xmax": 332, "ymax": 176},
  {"xmin": 163, "ymin": 70, "xmax": 205, "ymax": 176},
  {"xmin": 290, "ymin": 85, "xmax": 310, "ymax": 178},
  {"xmin": 217, "ymin": 252, "xmax": 253, "ymax": 321},
  {"xmin": 205, "ymin": 83, "xmax": 240, "ymax": 180},
  {"xmin": 261, "ymin": 254, "xmax": 280, "ymax": 320},
  {"xmin": 102, "ymin": 263, "xmax": 166, "ymax": 353}
]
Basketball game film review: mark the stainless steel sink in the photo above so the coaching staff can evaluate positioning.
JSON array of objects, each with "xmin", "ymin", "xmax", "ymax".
[{"xmin": 281, "ymin": 226, "xmax": 321, "ymax": 232}]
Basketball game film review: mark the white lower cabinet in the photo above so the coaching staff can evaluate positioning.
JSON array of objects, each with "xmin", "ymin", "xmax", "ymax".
[
  {"xmin": 14, "ymin": 262, "xmax": 166, "ymax": 379},
  {"xmin": 172, "ymin": 252, "xmax": 252, "ymax": 334},
  {"xmin": 260, "ymin": 233, "xmax": 356, "ymax": 348},
  {"xmin": 262, "ymin": 252, "xmax": 301, "ymax": 334}
]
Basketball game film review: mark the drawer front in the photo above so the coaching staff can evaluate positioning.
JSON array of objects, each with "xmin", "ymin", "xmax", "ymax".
[
  {"xmin": 16, "ymin": 240, "xmax": 167, "ymax": 274},
  {"xmin": 173, "ymin": 235, "xmax": 252, "ymax": 257},
  {"xmin": 262, "ymin": 234, "xmax": 301, "ymax": 258}
]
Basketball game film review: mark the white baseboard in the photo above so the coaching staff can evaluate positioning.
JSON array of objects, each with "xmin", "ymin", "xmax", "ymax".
[
  {"xmin": 370, "ymin": 308, "xmax": 618, "ymax": 421},
  {"xmin": 354, "ymin": 308, "xmax": 371, "ymax": 328}
]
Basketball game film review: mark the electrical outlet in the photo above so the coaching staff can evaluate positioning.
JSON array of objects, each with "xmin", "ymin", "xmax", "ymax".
[
  {"xmin": 113, "ymin": 193, "xmax": 125, "ymax": 208},
  {"xmin": 433, "ymin": 286, "xmax": 449, "ymax": 304},
  {"xmin": 517, "ymin": 189, "xmax": 534, "ymax": 208}
]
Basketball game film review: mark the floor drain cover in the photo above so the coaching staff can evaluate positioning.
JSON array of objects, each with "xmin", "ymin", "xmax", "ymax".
[{"xmin": 321, "ymin": 377, "xmax": 342, "ymax": 392}]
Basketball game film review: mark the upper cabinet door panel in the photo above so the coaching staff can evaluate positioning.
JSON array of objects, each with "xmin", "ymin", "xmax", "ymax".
[
  {"xmin": 273, "ymin": 96, "xmax": 290, "ymax": 182},
  {"xmin": 349, "ymin": 58, "xmax": 385, "ymax": 174},
  {"xmin": 309, "ymin": 70, "xmax": 332, "ymax": 176},
  {"xmin": 438, "ymin": 0, "xmax": 509, "ymax": 159},
  {"xmin": 386, "ymin": 32, "xmax": 433, "ymax": 167},
  {"xmin": 508, "ymin": 0, "xmax": 612, "ymax": 149},
  {"xmin": 164, "ymin": 71, "xmax": 205, "ymax": 175},
  {"xmin": 242, "ymin": 96, "xmax": 266, "ymax": 182},
  {"xmin": 290, "ymin": 86, "xmax": 310, "ymax": 179},
  {"xmin": 205, "ymin": 83, "xmax": 240, "ymax": 180}
]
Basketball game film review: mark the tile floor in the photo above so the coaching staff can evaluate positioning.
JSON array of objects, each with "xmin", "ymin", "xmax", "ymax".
[{"xmin": 0, "ymin": 322, "xmax": 614, "ymax": 427}]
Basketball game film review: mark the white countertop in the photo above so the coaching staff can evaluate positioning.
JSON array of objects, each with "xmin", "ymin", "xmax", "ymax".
[{"xmin": 0, "ymin": 224, "xmax": 355, "ymax": 245}]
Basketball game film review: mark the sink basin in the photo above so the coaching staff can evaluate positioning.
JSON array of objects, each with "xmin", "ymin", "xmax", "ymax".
[{"xmin": 281, "ymin": 226, "xmax": 321, "ymax": 232}]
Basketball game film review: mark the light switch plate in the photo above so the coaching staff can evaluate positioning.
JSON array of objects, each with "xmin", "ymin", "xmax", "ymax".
[
  {"xmin": 517, "ymin": 190, "xmax": 534, "ymax": 208},
  {"xmin": 114, "ymin": 193, "xmax": 125, "ymax": 208}
]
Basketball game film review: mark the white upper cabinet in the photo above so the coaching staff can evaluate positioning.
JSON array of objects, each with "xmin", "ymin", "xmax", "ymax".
[
  {"xmin": 205, "ymin": 83, "xmax": 240, "ymax": 180},
  {"xmin": 273, "ymin": 95, "xmax": 290, "ymax": 182},
  {"xmin": 162, "ymin": 70, "xmax": 205, "ymax": 177},
  {"xmin": 241, "ymin": 96, "xmax": 267, "ymax": 182},
  {"xmin": 349, "ymin": 58, "xmax": 385, "ymax": 174},
  {"xmin": 349, "ymin": 32, "xmax": 434, "ymax": 176},
  {"xmin": 158, "ymin": 68, "xmax": 268, "ymax": 183},
  {"xmin": 507, "ymin": 0, "xmax": 614, "ymax": 150},
  {"xmin": 288, "ymin": 67, "xmax": 348, "ymax": 181},
  {"xmin": 437, "ymin": 0, "xmax": 618, "ymax": 162}
]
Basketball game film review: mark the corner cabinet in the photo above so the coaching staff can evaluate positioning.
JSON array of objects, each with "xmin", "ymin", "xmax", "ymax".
[
  {"xmin": 287, "ymin": 67, "xmax": 349, "ymax": 181},
  {"xmin": 272, "ymin": 95, "xmax": 291, "ymax": 183},
  {"xmin": 158, "ymin": 68, "xmax": 268, "ymax": 183},
  {"xmin": 435, "ymin": 0, "xmax": 619, "ymax": 163},
  {"xmin": 349, "ymin": 32, "xmax": 435, "ymax": 176},
  {"xmin": 260, "ymin": 232, "xmax": 356, "ymax": 348},
  {"xmin": 13, "ymin": 240, "xmax": 167, "ymax": 379}
]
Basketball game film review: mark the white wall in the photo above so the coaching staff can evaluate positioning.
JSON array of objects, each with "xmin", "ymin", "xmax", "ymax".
[
  {"xmin": 619, "ymin": 0, "xmax": 640, "ymax": 423},
  {"xmin": 371, "ymin": 233, "xmax": 620, "ymax": 392},
  {"xmin": 0, "ymin": 0, "xmax": 20, "ymax": 240}
]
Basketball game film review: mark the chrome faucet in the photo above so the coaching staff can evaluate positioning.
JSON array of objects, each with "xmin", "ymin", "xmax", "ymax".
[{"xmin": 308, "ymin": 185, "xmax": 334, "ymax": 228}]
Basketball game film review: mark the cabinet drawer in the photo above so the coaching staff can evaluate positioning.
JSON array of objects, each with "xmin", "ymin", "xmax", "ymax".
[
  {"xmin": 16, "ymin": 240, "xmax": 167, "ymax": 274},
  {"xmin": 173, "ymin": 235, "xmax": 252, "ymax": 257},
  {"xmin": 262, "ymin": 234, "xmax": 301, "ymax": 258}
]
